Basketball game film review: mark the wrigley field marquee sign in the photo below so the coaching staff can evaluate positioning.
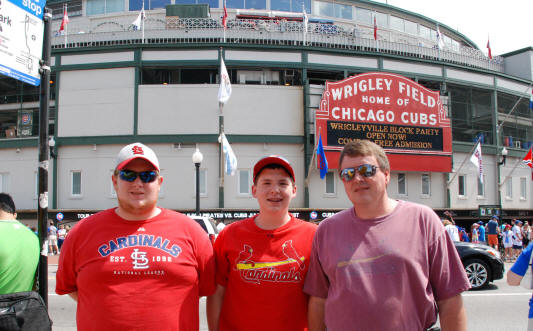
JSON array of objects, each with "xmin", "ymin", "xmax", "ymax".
[{"xmin": 316, "ymin": 72, "xmax": 452, "ymax": 172}]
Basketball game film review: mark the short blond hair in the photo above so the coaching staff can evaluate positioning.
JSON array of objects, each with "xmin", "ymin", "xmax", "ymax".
[{"xmin": 338, "ymin": 139, "xmax": 390, "ymax": 173}]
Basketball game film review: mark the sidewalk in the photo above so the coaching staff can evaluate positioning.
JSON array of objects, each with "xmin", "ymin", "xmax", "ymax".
[{"xmin": 47, "ymin": 254, "xmax": 59, "ymax": 265}]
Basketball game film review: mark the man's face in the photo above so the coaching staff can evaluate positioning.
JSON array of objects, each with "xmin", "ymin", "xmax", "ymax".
[
  {"xmin": 112, "ymin": 158, "xmax": 162, "ymax": 218},
  {"xmin": 339, "ymin": 154, "xmax": 390, "ymax": 207},
  {"xmin": 252, "ymin": 168, "xmax": 296, "ymax": 214}
]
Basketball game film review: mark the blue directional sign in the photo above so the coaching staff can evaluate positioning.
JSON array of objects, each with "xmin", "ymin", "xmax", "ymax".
[{"xmin": 0, "ymin": 0, "xmax": 45, "ymax": 86}]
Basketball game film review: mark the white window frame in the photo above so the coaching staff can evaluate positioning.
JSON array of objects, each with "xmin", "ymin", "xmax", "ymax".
[
  {"xmin": 397, "ymin": 173, "xmax": 407, "ymax": 196},
  {"xmin": 324, "ymin": 171, "xmax": 336, "ymax": 197},
  {"xmin": 70, "ymin": 170, "xmax": 82, "ymax": 198},
  {"xmin": 458, "ymin": 175, "xmax": 466, "ymax": 197},
  {"xmin": 421, "ymin": 173, "xmax": 430, "ymax": 197},
  {"xmin": 0, "ymin": 173, "xmax": 7, "ymax": 193},
  {"xmin": 520, "ymin": 177, "xmax": 527, "ymax": 200},
  {"xmin": 505, "ymin": 177, "xmax": 513, "ymax": 199},
  {"xmin": 238, "ymin": 169, "xmax": 251, "ymax": 196},
  {"xmin": 477, "ymin": 175, "xmax": 485, "ymax": 198}
]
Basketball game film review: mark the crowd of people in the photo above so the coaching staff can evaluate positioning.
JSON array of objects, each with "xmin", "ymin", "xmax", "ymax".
[{"xmin": 443, "ymin": 213, "xmax": 532, "ymax": 262}]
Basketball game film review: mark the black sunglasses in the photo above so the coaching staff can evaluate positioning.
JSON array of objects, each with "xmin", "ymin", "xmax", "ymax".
[
  {"xmin": 119, "ymin": 170, "xmax": 158, "ymax": 183},
  {"xmin": 339, "ymin": 164, "xmax": 379, "ymax": 182}
]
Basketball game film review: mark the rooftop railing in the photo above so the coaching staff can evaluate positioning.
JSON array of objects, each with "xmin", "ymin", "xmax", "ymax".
[{"xmin": 52, "ymin": 16, "xmax": 504, "ymax": 72}]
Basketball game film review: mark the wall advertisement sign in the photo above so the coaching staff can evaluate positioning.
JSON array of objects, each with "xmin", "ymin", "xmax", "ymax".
[
  {"xmin": 316, "ymin": 72, "xmax": 452, "ymax": 172},
  {"xmin": 0, "ymin": 0, "xmax": 45, "ymax": 86}
]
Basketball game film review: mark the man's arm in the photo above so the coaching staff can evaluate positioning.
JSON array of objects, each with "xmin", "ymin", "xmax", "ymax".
[
  {"xmin": 507, "ymin": 269, "xmax": 524, "ymax": 286},
  {"xmin": 206, "ymin": 284, "xmax": 226, "ymax": 331},
  {"xmin": 308, "ymin": 296, "xmax": 326, "ymax": 331},
  {"xmin": 68, "ymin": 291, "xmax": 78, "ymax": 302},
  {"xmin": 437, "ymin": 294, "xmax": 466, "ymax": 331}
]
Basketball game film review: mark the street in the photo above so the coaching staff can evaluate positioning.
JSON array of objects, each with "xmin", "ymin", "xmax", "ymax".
[{"xmin": 47, "ymin": 261, "xmax": 528, "ymax": 330}]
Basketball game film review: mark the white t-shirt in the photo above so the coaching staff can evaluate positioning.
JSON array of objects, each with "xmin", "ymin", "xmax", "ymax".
[
  {"xmin": 512, "ymin": 225, "xmax": 523, "ymax": 246},
  {"xmin": 445, "ymin": 224, "xmax": 460, "ymax": 241},
  {"xmin": 216, "ymin": 222, "xmax": 226, "ymax": 231}
]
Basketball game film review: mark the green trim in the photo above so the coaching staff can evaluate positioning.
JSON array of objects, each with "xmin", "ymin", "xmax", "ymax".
[
  {"xmin": 54, "ymin": 62, "xmax": 137, "ymax": 71},
  {"xmin": 500, "ymin": 47, "xmax": 533, "ymax": 58},
  {"xmin": 133, "ymin": 50, "xmax": 140, "ymax": 136},
  {"xmin": 0, "ymin": 138, "xmax": 38, "ymax": 148},
  {"xmin": 51, "ymin": 135, "xmax": 304, "ymax": 146},
  {"xmin": 303, "ymin": 65, "xmax": 309, "ymax": 208}
]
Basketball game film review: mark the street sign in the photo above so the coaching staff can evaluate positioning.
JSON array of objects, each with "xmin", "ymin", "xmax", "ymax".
[{"xmin": 0, "ymin": 0, "xmax": 45, "ymax": 86}]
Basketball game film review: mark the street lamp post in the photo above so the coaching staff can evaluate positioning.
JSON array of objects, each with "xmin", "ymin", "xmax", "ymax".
[
  {"xmin": 497, "ymin": 147, "xmax": 508, "ymax": 207},
  {"xmin": 192, "ymin": 148, "xmax": 203, "ymax": 215}
]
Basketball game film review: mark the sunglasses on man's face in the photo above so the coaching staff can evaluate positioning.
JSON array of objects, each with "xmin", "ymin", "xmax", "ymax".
[
  {"xmin": 339, "ymin": 164, "xmax": 379, "ymax": 182},
  {"xmin": 118, "ymin": 170, "xmax": 158, "ymax": 183}
]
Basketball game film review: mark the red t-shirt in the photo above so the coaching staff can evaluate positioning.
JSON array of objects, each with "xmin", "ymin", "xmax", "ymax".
[
  {"xmin": 214, "ymin": 215, "xmax": 317, "ymax": 331},
  {"xmin": 56, "ymin": 208, "xmax": 216, "ymax": 331}
]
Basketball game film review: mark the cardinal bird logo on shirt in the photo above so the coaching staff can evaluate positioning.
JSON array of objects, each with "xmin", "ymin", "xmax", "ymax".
[{"xmin": 234, "ymin": 240, "xmax": 305, "ymax": 284}]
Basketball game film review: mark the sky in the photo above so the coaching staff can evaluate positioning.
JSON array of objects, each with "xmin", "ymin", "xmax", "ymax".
[{"xmin": 379, "ymin": 0, "xmax": 533, "ymax": 56}]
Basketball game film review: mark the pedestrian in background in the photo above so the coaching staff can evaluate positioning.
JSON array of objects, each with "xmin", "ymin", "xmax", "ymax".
[
  {"xmin": 478, "ymin": 221, "xmax": 486, "ymax": 244},
  {"xmin": 523, "ymin": 221, "xmax": 531, "ymax": 248},
  {"xmin": 56, "ymin": 142, "xmax": 215, "ymax": 330},
  {"xmin": 48, "ymin": 221, "xmax": 59, "ymax": 255},
  {"xmin": 486, "ymin": 215, "xmax": 500, "ymax": 250}
]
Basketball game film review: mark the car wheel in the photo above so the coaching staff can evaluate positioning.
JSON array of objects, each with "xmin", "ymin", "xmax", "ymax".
[{"xmin": 464, "ymin": 258, "xmax": 490, "ymax": 290}]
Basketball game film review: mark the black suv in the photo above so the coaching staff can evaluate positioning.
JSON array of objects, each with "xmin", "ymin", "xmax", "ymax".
[{"xmin": 454, "ymin": 241, "xmax": 505, "ymax": 290}]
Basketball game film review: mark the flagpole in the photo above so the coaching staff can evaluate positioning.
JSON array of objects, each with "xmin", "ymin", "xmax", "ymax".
[
  {"xmin": 142, "ymin": 4, "xmax": 145, "ymax": 44},
  {"xmin": 446, "ymin": 137, "xmax": 482, "ymax": 187},
  {"xmin": 64, "ymin": 4, "xmax": 68, "ymax": 48},
  {"xmin": 218, "ymin": 48, "xmax": 225, "ymax": 208},
  {"xmin": 304, "ymin": 130, "xmax": 319, "ymax": 186}
]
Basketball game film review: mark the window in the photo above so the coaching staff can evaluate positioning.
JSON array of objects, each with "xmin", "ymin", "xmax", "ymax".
[
  {"xmin": 175, "ymin": 0, "xmax": 218, "ymax": 7},
  {"xmin": 325, "ymin": 171, "xmax": 336, "ymax": 195},
  {"xmin": 477, "ymin": 176, "xmax": 485, "ymax": 197},
  {"xmin": 375, "ymin": 12, "xmax": 387, "ymax": 28},
  {"xmin": 419, "ymin": 25, "xmax": 431, "ymax": 39},
  {"xmin": 0, "ymin": 173, "xmax": 8, "ymax": 192},
  {"xmin": 397, "ymin": 173, "xmax": 406, "ymax": 195},
  {"xmin": 389, "ymin": 15, "xmax": 404, "ymax": 32},
  {"xmin": 129, "ymin": 0, "xmax": 170, "ymax": 11},
  {"xmin": 521, "ymin": 177, "xmax": 527, "ymax": 199},
  {"xmin": 71, "ymin": 171, "xmax": 82, "ymax": 196},
  {"xmin": 314, "ymin": 1, "xmax": 334, "ymax": 18},
  {"xmin": 86, "ymin": 0, "xmax": 124, "ymax": 15},
  {"xmin": 404, "ymin": 20, "xmax": 417, "ymax": 35},
  {"xmin": 334, "ymin": 3, "xmax": 352, "ymax": 20},
  {"xmin": 355, "ymin": 7, "xmax": 371, "ymax": 25},
  {"xmin": 238, "ymin": 170, "xmax": 251, "ymax": 195},
  {"xmin": 458, "ymin": 175, "xmax": 466, "ymax": 196},
  {"xmin": 505, "ymin": 178, "xmax": 512, "ymax": 199},
  {"xmin": 421, "ymin": 173, "xmax": 430, "ymax": 196}
]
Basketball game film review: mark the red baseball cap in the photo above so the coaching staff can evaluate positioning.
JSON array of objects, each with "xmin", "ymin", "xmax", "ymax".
[
  {"xmin": 115, "ymin": 142, "xmax": 160, "ymax": 171},
  {"xmin": 253, "ymin": 155, "xmax": 295, "ymax": 183}
]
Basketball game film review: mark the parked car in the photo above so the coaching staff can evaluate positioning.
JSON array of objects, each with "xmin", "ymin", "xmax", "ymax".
[
  {"xmin": 454, "ymin": 241, "xmax": 505, "ymax": 290},
  {"xmin": 190, "ymin": 216, "xmax": 218, "ymax": 243}
]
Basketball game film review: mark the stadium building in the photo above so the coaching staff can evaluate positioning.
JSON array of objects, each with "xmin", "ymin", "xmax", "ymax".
[{"xmin": 1, "ymin": 0, "xmax": 532, "ymax": 227}]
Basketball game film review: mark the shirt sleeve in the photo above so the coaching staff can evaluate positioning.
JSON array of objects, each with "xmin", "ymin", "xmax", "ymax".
[
  {"xmin": 194, "ymin": 226, "xmax": 216, "ymax": 297},
  {"xmin": 428, "ymin": 225, "xmax": 471, "ymax": 301},
  {"xmin": 511, "ymin": 242, "xmax": 533, "ymax": 276},
  {"xmin": 213, "ymin": 227, "xmax": 230, "ymax": 287},
  {"xmin": 303, "ymin": 228, "xmax": 329, "ymax": 298},
  {"xmin": 55, "ymin": 224, "xmax": 79, "ymax": 295}
]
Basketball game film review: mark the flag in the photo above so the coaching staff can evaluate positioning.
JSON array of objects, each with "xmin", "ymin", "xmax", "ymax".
[
  {"xmin": 529, "ymin": 88, "xmax": 533, "ymax": 110},
  {"xmin": 222, "ymin": 1, "xmax": 228, "ymax": 29},
  {"xmin": 219, "ymin": 133, "xmax": 237, "ymax": 176},
  {"xmin": 218, "ymin": 57, "xmax": 232, "ymax": 104},
  {"xmin": 436, "ymin": 26, "xmax": 444, "ymax": 50},
  {"xmin": 132, "ymin": 4, "xmax": 146, "ymax": 31},
  {"xmin": 59, "ymin": 5, "xmax": 69, "ymax": 34},
  {"xmin": 302, "ymin": 6, "xmax": 308, "ymax": 37},
  {"xmin": 373, "ymin": 15, "xmax": 377, "ymax": 40},
  {"xmin": 317, "ymin": 134, "xmax": 328, "ymax": 179},
  {"xmin": 470, "ymin": 142, "xmax": 483, "ymax": 183},
  {"xmin": 486, "ymin": 38, "xmax": 492, "ymax": 59},
  {"xmin": 523, "ymin": 147, "xmax": 533, "ymax": 180}
]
